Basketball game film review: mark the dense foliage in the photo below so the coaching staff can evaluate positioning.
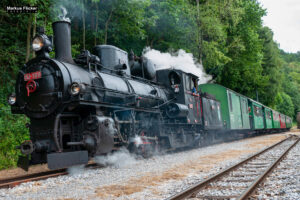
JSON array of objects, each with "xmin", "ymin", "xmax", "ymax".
[{"xmin": 0, "ymin": 0, "xmax": 299, "ymax": 169}]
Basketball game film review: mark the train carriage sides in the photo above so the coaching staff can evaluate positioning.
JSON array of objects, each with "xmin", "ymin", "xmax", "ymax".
[
  {"xmin": 202, "ymin": 97, "xmax": 223, "ymax": 130},
  {"xmin": 284, "ymin": 115, "xmax": 287, "ymax": 128},
  {"xmin": 286, "ymin": 117, "xmax": 292, "ymax": 129},
  {"xmin": 279, "ymin": 113, "xmax": 286, "ymax": 128},
  {"xmin": 289, "ymin": 117, "xmax": 292, "ymax": 128},
  {"xmin": 285, "ymin": 116, "xmax": 289, "ymax": 129},
  {"xmin": 286, "ymin": 116, "xmax": 292, "ymax": 129},
  {"xmin": 272, "ymin": 110, "xmax": 280, "ymax": 129},
  {"xmin": 264, "ymin": 107, "xmax": 273, "ymax": 129},
  {"xmin": 198, "ymin": 84, "xmax": 250, "ymax": 130},
  {"xmin": 248, "ymin": 100, "xmax": 264, "ymax": 130},
  {"xmin": 199, "ymin": 84, "xmax": 230, "ymax": 129},
  {"xmin": 283, "ymin": 115, "xmax": 287, "ymax": 128}
]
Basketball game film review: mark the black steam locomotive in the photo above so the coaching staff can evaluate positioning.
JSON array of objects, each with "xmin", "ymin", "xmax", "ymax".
[{"xmin": 9, "ymin": 20, "xmax": 223, "ymax": 170}]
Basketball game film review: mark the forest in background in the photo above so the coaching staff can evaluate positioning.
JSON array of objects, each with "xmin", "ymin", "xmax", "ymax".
[{"xmin": 0, "ymin": 0, "xmax": 299, "ymax": 169}]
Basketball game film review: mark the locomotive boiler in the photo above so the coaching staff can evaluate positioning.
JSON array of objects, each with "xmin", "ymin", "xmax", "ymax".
[{"xmin": 9, "ymin": 19, "xmax": 224, "ymax": 170}]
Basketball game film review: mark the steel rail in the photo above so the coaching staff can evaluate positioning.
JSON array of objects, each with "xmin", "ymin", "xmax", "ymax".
[
  {"xmin": 166, "ymin": 136, "xmax": 293, "ymax": 200},
  {"xmin": 238, "ymin": 136, "xmax": 300, "ymax": 199},
  {"xmin": 0, "ymin": 163, "xmax": 99, "ymax": 189}
]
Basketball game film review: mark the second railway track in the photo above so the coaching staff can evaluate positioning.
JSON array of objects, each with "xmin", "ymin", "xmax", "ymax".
[
  {"xmin": 167, "ymin": 135, "xmax": 300, "ymax": 200},
  {"xmin": 0, "ymin": 163, "xmax": 100, "ymax": 189}
]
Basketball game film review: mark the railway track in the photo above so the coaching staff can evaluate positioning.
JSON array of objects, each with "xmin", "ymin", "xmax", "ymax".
[
  {"xmin": 167, "ymin": 135, "xmax": 300, "ymax": 200},
  {"xmin": 0, "ymin": 163, "xmax": 99, "ymax": 189}
]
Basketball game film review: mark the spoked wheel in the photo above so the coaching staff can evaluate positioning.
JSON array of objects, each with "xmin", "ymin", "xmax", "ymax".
[{"xmin": 128, "ymin": 130, "xmax": 158, "ymax": 158}]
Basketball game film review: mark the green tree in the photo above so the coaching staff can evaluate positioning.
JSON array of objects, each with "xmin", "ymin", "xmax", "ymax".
[
  {"xmin": 275, "ymin": 92, "xmax": 295, "ymax": 117},
  {"xmin": 220, "ymin": 0, "xmax": 267, "ymax": 99},
  {"xmin": 258, "ymin": 27, "xmax": 283, "ymax": 107}
]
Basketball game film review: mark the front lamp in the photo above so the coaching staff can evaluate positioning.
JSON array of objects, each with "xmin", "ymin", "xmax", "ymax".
[
  {"xmin": 32, "ymin": 36, "xmax": 44, "ymax": 51},
  {"xmin": 8, "ymin": 94, "xmax": 16, "ymax": 105},
  {"xmin": 70, "ymin": 83, "xmax": 81, "ymax": 95}
]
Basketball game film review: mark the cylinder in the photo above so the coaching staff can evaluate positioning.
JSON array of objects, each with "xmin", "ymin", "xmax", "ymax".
[
  {"xmin": 166, "ymin": 103, "xmax": 189, "ymax": 118},
  {"xmin": 52, "ymin": 21, "xmax": 74, "ymax": 64},
  {"xmin": 297, "ymin": 112, "xmax": 300, "ymax": 129}
]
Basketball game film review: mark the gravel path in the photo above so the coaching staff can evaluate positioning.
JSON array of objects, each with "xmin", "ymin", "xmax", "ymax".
[{"xmin": 0, "ymin": 133, "xmax": 290, "ymax": 200}]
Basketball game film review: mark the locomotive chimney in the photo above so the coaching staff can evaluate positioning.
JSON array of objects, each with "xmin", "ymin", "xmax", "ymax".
[{"xmin": 52, "ymin": 21, "xmax": 75, "ymax": 64}]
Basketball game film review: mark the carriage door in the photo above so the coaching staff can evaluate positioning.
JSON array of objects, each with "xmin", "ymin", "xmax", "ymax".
[
  {"xmin": 240, "ymin": 97, "xmax": 250, "ymax": 129},
  {"xmin": 227, "ymin": 91, "xmax": 243, "ymax": 129}
]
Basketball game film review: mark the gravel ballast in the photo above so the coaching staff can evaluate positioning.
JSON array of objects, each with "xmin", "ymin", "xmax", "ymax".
[
  {"xmin": 194, "ymin": 138, "xmax": 296, "ymax": 198},
  {"xmin": 255, "ymin": 138, "xmax": 300, "ymax": 200},
  {"xmin": 0, "ymin": 133, "xmax": 293, "ymax": 200}
]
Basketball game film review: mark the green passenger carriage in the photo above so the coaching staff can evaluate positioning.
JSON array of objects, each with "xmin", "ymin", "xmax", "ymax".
[
  {"xmin": 199, "ymin": 84, "xmax": 292, "ymax": 133},
  {"xmin": 199, "ymin": 84, "xmax": 250, "ymax": 130}
]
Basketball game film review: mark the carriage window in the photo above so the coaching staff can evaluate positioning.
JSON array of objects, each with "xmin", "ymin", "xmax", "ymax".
[
  {"xmin": 242, "ymin": 99, "xmax": 247, "ymax": 113},
  {"xmin": 266, "ymin": 110, "xmax": 271, "ymax": 119},
  {"xmin": 254, "ymin": 106, "xmax": 260, "ymax": 116}
]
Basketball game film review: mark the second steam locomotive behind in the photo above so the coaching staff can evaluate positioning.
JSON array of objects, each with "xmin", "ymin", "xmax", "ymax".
[{"xmin": 9, "ymin": 19, "xmax": 290, "ymax": 170}]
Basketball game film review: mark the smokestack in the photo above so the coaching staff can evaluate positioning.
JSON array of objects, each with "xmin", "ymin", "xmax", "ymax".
[{"xmin": 52, "ymin": 21, "xmax": 74, "ymax": 64}]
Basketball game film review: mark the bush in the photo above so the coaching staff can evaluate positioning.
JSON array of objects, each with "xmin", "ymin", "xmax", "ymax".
[{"xmin": 0, "ymin": 103, "xmax": 29, "ymax": 170}]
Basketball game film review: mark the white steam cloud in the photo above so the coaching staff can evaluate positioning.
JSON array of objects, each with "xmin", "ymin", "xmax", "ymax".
[
  {"xmin": 94, "ymin": 148, "xmax": 137, "ymax": 168},
  {"xmin": 133, "ymin": 135, "xmax": 143, "ymax": 148},
  {"xmin": 58, "ymin": 6, "xmax": 70, "ymax": 22},
  {"xmin": 67, "ymin": 164, "xmax": 85, "ymax": 176},
  {"xmin": 143, "ymin": 47, "xmax": 211, "ymax": 84}
]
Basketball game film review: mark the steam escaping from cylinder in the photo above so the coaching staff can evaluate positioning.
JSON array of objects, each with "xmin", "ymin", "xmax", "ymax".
[
  {"xmin": 133, "ymin": 135, "xmax": 143, "ymax": 147},
  {"xmin": 67, "ymin": 164, "xmax": 85, "ymax": 176},
  {"xmin": 94, "ymin": 148, "xmax": 137, "ymax": 168},
  {"xmin": 143, "ymin": 47, "xmax": 212, "ymax": 84}
]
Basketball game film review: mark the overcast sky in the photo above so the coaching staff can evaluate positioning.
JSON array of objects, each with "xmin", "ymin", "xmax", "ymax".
[{"xmin": 258, "ymin": 0, "xmax": 300, "ymax": 53}]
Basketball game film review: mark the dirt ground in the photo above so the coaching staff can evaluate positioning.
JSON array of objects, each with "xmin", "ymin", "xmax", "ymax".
[{"xmin": 0, "ymin": 164, "xmax": 49, "ymax": 181}]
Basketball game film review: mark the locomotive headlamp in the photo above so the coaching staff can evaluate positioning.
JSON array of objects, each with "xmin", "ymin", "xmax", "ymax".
[
  {"xmin": 8, "ymin": 94, "xmax": 16, "ymax": 105},
  {"xmin": 31, "ymin": 27, "xmax": 53, "ymax": 58},
  {"xmin": 70, "ymin": 82, "xmax": 81, "ymax": 95},
  {"xmin": 32, "ymin": 36, "xmax": 44, "ymax": 51}
]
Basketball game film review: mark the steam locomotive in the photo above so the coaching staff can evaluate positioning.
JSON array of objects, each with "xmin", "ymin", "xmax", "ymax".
[{"xmin": 9, "ymin": 20, "xmax": 290, "ymax": 170}]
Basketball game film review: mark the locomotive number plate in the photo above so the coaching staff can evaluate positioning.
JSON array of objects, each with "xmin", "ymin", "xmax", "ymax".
[{"xmin": 24, "ymin": 71, "xmax": 42, "ymax": 81}]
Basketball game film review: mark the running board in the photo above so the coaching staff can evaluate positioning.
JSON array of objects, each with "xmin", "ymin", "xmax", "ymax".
[{"xmin": 47, "ymin": 151, "xmax": 88, "ymax": 170}]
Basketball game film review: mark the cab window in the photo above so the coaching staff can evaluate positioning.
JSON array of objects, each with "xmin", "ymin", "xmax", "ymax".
[{"xmin": 185, "ymin": 75, "xmax": 191, "ymax": 91}]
